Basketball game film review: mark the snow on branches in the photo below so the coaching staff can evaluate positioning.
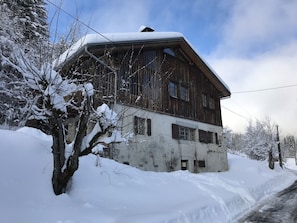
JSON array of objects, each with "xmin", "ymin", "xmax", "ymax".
[
  {"xmin": 25, "ymin": 63, "xmax": 94, "ymax": 121},
  {"xmin": 24, "ymin": 63, "xmax": 124, "ymax": 195}
]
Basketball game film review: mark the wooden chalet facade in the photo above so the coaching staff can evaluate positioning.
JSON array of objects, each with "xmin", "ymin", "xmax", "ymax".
[{"xmin": 56, "ymin": 30, "xmax": 231, "ymax": 173}]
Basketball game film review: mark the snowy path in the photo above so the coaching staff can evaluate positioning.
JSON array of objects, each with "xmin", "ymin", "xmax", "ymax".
[{"xmin": 237, "ymin": 178, "xmax": 297, "ymax": 223}]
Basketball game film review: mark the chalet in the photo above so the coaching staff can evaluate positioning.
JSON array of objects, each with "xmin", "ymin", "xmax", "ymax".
[{"xmin": 55, "ymin": 28, "xmax": 231, "ymax": 173}]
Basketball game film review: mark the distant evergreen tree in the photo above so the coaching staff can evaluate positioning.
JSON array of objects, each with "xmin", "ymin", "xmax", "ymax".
[
  {"xmin": 4, "ymin": 0, "xmax": 49, "ymax": 67},
  {"xmin": 0, "ymin": 0, "xmax": 49, "ymax": 127}
]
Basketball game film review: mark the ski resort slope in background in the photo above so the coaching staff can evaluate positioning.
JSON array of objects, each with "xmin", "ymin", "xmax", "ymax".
[{"xmin": 0, "ymin": 127, "xmax": 296, "ymax": 223}]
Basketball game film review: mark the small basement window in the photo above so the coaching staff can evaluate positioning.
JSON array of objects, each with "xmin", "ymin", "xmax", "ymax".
[
  {"xmin": 194, "ymin": 160, "xmax": 206, "ymax": 169},
  {"xmin": 181, "ymin": 160, "xmax": 188, "ymax": 170},
  {"xmin": 198, "ymin": 160, "xmax": 206, "ymax": 168}
]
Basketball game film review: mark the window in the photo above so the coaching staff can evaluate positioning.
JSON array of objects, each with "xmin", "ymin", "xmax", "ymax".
[
  {"xmin": 179, "ymin": 126, "xmax": 195, "ymax": 141},
  {"xmin": 198, "ymin": 160, "xmax": 206, "ymax": 167},
  {"xmin": 194, "ymin": 160, "xmax": 206, "ymax": 168},
  {"xmin": 134, "ymin": 116, "xmax": 151, "ymax": 136},
  {"xmin": 181, "ymin": 160, "xmax": 188, "ymax": 170},
  {"xmin": 172, "ymin": 124, "xmax": 195, "ymax": 141},
  {"xmin": 163, "ymin": 48, "xmax": 175, "ymax": 57},
  {"xmin": 209, "ymin": 96, "xmax": 215, "ymax": 109},
  {"xmin": 180, "ymin": 85, "xmax": 189, "ymax": 101},
  {"xmin": 169, "ymin": 81, "xmax": 178, "ymax": 98},
  {"xmin": 134, "ymin": 116, "xmax": 145, "ymax": 135},
  {"xmin": 198, "ymin": 129, "xmax": 213, "ymax": 144},
  {"xmin": 169, "ymin": 81, "xmax": 190, "ymax": 101},
  {"xmin": 202, "ymin": 94, "xmax": 207, "ymax": 107}
]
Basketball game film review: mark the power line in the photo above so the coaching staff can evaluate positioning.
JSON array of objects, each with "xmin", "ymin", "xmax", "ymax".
[
  {"xmin": 45, "ymin": 0, "xmax": 280, "ymax": 124},
  {"xmin": 232, "ymin": 83, "xmax": 297, "ymax": 94},
  {"xmin": 45, "ymin": 0, "xmax": 115, "ymax": 44},
  {"xmin": 221, "ymin": 105, "xmax": 249, "ymax": 121}
]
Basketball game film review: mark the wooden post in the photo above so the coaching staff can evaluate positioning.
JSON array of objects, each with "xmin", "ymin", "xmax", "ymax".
[
  {"xmin": 276, "ymin": 125, "xmax": 283, "ymax": 168},
  {"xmin": 268, "ymin": 148, "xmax": 275, "ymax": 169}
]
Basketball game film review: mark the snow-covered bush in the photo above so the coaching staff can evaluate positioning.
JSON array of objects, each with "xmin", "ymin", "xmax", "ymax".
[
  {"xmin": 225, "ymin": 117, "xmax": 278, "ymax": 161},
  {"xmin": 243, "ymin": 118, "xmax": 277, "ymax": 161}
]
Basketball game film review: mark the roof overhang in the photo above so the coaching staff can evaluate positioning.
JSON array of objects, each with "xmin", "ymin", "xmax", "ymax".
[{"xmin": 54, "ymin": 32, "xmax": 231, "ymax": 98}]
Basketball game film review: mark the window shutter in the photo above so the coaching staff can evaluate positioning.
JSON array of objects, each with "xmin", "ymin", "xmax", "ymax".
[
  {"xmin": 147, "ymin": 119, "xmax": 151, "ymax": 136},
  {"xmin": 172, "ymin": 124, "xmax": 179, "ymax": 139},
  {"xmin": 134, "ymin": 116, "xmax": 138, "ymax": 134},
  {"xmin": 207, "ymin": 131, "xmax": 213, "ymax": 143},
  {"xmin": 215, "ymin": 133, "xmax": 219, "ymax": 144}
]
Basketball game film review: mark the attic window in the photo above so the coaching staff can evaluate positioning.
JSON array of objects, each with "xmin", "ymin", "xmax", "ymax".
[{"xmin": 163, "ymin": 48, "xmax": 175, "ymax": 57}]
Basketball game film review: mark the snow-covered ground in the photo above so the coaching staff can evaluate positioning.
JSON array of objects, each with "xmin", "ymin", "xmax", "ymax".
[{"xmin": 0, "ymin": 127, "xmax": 296, "ymax": 223}]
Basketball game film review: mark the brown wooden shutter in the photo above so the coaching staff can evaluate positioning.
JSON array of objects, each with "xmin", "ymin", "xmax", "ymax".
[
  {"xmin": 172, "ymin": 124, "xmax": 179, "ymax": 139},
  {"xmin": 215, "ymin": 133, "xmax": 219, "ymax": 144},
  {"xmin": 147, "ymin": 119, "xmax": 151, "ymax": 136},
  {"xmin": 134, "ymin": 116, "xmax": 138, "ymax": 134}
]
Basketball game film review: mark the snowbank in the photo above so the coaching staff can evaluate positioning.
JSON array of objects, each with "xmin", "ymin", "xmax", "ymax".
[{"xmin": 0, "ymin": 128, "xmax": 296, "ymax": 223}]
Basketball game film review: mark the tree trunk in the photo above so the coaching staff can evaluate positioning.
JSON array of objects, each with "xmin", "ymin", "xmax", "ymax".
[
  {"xmin": 268, "ymin": 149, "xmax": 274, "ymax": 170},
  {"xmin": 51, "ymin": 98, "xmax": 91, "ymax": 195},
  {"xmin": 51, "ymin": 114, "xmax": 66, "ymax": 195},
  {"xmin": 276, "ymin": 125, "xmax": 283, "ymax": 168}
]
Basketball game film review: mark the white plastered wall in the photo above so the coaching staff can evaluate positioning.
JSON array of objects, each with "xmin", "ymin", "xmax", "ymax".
[{"xmin": 111, "ymin": 104, "xmax": 228, "ymax": 173}]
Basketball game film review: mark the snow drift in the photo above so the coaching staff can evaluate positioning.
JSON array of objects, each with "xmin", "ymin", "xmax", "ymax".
[{"xmin": 0, "ymin": 127, "xmax": 296, "ymax": 223}]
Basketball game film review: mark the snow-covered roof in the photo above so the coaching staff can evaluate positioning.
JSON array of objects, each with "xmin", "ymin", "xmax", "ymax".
[
  {"xmin": 54, "ymin": 31, "xmax": 230, "ymax": 97},
  {"xmin": 54, "ymin": 32, "xmax": 183, "ymax": 68}
]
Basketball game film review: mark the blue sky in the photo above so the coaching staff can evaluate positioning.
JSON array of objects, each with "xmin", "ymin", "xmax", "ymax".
[{"xmin": 47, "ymin": 0, "xmax": 297, "ymax": 135}]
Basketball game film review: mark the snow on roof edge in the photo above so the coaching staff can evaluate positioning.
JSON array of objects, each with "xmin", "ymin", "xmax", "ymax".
[
  {"xmin": 54, "ymin": 32, "xmax": 230, "ymax": 95},
  {"xmin": 181, "ymin": 36, "xmax": 231, "ymax": 95},
  {"xmin": 54, "ymin": 32, "xmax": 184, "ymax": 69}
]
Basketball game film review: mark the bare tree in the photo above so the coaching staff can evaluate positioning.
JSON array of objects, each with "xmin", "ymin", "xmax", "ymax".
[{"xmin": 23, "ymin": 61, "xmax": 122, "ymax": 195}]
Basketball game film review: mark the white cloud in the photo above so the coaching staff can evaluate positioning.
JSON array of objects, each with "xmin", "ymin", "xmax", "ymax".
[
  {"xmin": 215, "ymin": 0, "xmax": 297, "ymax": 56},
  {"xmin": 210, "ymin": 40, "xmax": 297, "ymax": 135},
  {"xmin": 207, "ymin": 0, "xmax": 297, "ymax": 135},
  {"xmin": 50, "ymin": 0, "xmax": 297, "ymax": 135}
]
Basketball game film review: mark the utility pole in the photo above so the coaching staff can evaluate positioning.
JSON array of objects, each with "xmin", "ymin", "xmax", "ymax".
[{"xmin": 276, "ymin": 125, "xmax": 283, "ymax": 168}]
